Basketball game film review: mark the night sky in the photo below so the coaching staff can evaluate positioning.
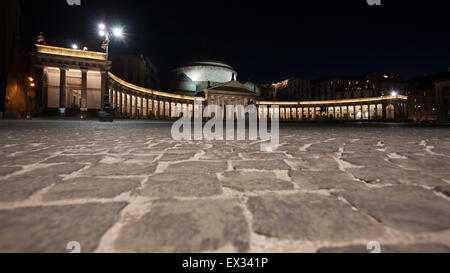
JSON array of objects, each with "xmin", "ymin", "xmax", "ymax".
[{"xmin": 19, "ymin": 0, "xmax": 450, "ymax": 85}]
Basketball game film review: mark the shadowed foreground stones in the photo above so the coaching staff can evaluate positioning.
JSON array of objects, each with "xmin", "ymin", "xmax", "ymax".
[
  {"xmin": 286, "ymin": 156, "xmax": 339, "ymax": 170},
  {"xmin": 167, "ymin": 161, "xmax": 228, "ymax": 175},
  {"xmin": 435, "ymin": 185, "xmax": 450, "ymax": 197},
  {"xmin": 0, "ymin": 166, "xmax": 21, "ymax": 176},
  {"xmin": 21, "ymin": 163, "xmax": 86, "ymax": 177},
  {"xmin": 0, "ymin": 175, "xmax": 61, "ymax": 202},
  {"xmin": 336, "ymin": 185, "xmax": 450, "ymax": 233},
  {"xmin": 116, "ymin": 199, "xmax": 249, "ymax": 252},
  {"xmin": 81, "ymin": 163, "xmax": 157, "ymax": 176},
  {"xmin": 1, "ymin": 121, "xmax": 450, "ymax": 253},
  {"xmin": 221, "ymin": 171, "xmax": 293, "ymax": 192},
  {"xmin": 43, "ymin": 177, "xmax": 141, "ymax": 201},
  {"xmin": 232, "ymin": 160, "xmax": 291, "ymax": 171},
  {"xmin": 318, "ymin": 243, "xmax": 450, "ymax": 253},
  {"xmin": 247, "ymin": 193, "xmax": 384, "ymax": 242},
  {"xmin": 41, "ymin": 155, "xmax": 104, "ymax": 164},
  {"xmin": 348, "ymin": 167, "xmax": 446, "ymax": 187},
  {"xmin": 290, "ymin": 170, "xmax": 364, "ymax": 191},
  {"xmin": 142, "ymin": 173, "xmax": 222, "ymax": 198},
  {"xmin": 0, "ymin": 202, "xmax": 127, "ymax": 253}
]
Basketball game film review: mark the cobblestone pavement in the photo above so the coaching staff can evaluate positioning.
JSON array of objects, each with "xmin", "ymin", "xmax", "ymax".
[{"xmin": 0, "ymin": 120, "xmax": 449, "ymax": 253}]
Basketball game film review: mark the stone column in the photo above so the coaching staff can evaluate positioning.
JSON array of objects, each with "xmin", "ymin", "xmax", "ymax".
[
  {"xmin": 59, "ymin": 68, "xmax": 67, "ymax": 117},
  {"xmin": 130, "ymin": 95, "xmax": 134, "ymax": 118},
  {"xmin": 114, "ymin": 88, "xmax": 118, "ymax": 112},
  {"xmin": 119, "ymin": 90, "xmax": 123, "ymax": 116},
  {"xmin": 140, "ymin": 97, "xmax": 144, "ymax": 119},
  {"xmin": 382, "ymin": 103, "xmax": 387, "ymax": 121},
  {"xmin": 374, "ymin": 104, "xmax": 378, "ymax": 120},
  {"xmin": 154, "ymin": 98, "xmax": 159, "ymax": 119},
  {"xmin": 100, "ymin": 72, "xmax": 106, "ymax": 109},
  {"xmin": 123, "ymin": 93, "xmax": 128, "ymax": 117},
  {"xmin": 160, "ymin": 99, "xmax": 163, "ymax": 119},
  {"xmin": 81, "ymin": 69, "xmax": 88, "ymax": 115},
  {"xmin": 149, "ymin": 98, "xmax": 153, "ymax": 119},
  {"xmin": 35, "ymin": 66, "xmax": 44, "ymax": 111}
]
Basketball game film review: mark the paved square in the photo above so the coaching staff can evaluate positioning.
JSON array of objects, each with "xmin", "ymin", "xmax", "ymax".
[{"xmin": 0, "ymin": 120, "xmax": 449, "ymax": 253}]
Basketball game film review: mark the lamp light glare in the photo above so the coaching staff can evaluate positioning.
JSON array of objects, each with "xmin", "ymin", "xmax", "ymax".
[
  {"xmin": 98, "ymin": 23, "xmax": 106, "ymax": 30},
  {"xmin": 113, "ymin": 27, "xmax": 123, "ymax": 38},
  {"xmin": 72, "ymin": 44, "xmax": 78, "ymax": 49},
  {"xmin": 391, "ymin": 91, "xmax": 398, "ymax": 97},
  {"xmin": 99, "ymin": 30, "xmax": 106, "ymax": 37}
]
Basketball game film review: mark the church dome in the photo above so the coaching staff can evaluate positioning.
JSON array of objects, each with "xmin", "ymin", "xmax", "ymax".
[{"xmin": 171, "ymin": 49, "xmax": 238, "ymax": 94}]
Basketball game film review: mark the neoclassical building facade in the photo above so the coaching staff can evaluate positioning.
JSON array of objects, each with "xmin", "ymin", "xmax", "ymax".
[{"xmin": 32, "ymin": 44, "xmax": 408, "ymax": 122}]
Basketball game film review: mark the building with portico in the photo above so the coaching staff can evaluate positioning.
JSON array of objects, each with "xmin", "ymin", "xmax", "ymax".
[{"xmin": 31, "ymin": 44, "xmax": 110, "ymax": 117}]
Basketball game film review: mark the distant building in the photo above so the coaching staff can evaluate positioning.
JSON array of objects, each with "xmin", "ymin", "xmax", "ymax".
[
  {"xmin": 405, "ymin": 72, "xmax": 450, "ymax": 122},
  {"xmin": 406, "ymin": 75, "xmax": 438, "ymax": 122},
  {"xmin": 30, "ymin": 43, "xmax": 110, "ymax": 117},
  {"xmin": 311, "ymin": 72, "xmax": 405, "ymax": 101},
  {"xmin": 259, "ymin": 78, "xmax": 311, "ymax": 101},
  {"xmin": 0, "ymin": 0, "xmax": 31, "ymax": 118},
  {"xmin": 434, "ymin": 76, "xmax": 450, "ymax": 122},
  {"xmin": 110, "ymin": 54, "xmax": 159, "ymax": 89}
]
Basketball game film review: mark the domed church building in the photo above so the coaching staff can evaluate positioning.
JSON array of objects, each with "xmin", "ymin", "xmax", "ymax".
[{"xmin": 171, "ymin": 51, "xmax": 238, "ymax": 96}]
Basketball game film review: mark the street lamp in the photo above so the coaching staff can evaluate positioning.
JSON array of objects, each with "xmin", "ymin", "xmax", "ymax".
[{"xmin": 97, "ymin": 23, "xmax": 124, "ymax": 122}]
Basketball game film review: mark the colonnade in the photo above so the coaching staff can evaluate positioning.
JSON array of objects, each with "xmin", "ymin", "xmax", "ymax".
[{"xmin": 109, "ymin": 74, "xmax": 408, "ymax": 122}]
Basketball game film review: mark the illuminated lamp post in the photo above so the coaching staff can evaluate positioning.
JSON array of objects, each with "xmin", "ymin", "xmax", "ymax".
[{"xmin": 97, "ymin": 23, "xmax": 123, "ymax": 122}]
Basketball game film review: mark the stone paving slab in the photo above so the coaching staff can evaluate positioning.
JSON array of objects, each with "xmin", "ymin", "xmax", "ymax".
[
  {"xmin": 221, "ymin": 171, "xmax": 293, "ymax": 192},
  {"xmin": 115, "ymin": 199, "xmax": 249, "ymax": 253},
  {"xmin": 335, "ymin": 185, "xmax": 450, "ymax": 233},
  {"xmin": 43, "ymin": 177, "xmax": 141, "ymax": 201},
  {"xmin": 247, "ymin": 193, "xmax": 385, "ymax": 242},
  {"xmin": 0, "ymin": 120, "xmax": 449, "ymax": 253},
  {"xmin": 0, "ymin": 202, "xmax": 126, "ymax": 253},
  {"xmin": 142, "ymin": 173, "xmax": 222, "ymax": 198}
]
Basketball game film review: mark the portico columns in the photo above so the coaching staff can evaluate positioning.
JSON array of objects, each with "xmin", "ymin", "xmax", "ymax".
[
  {"xmin": 162, "ymin": 99, "xmax": 166, "ymax": 119},
  {"xmin": 130, "ymin": 94, "xmax": 134, "ymax": 118},
  {"xmin": 114, "ymin": 88, "xmax": 118, "ymax": 113},
  {"xmin": 119, "ymin": 90, "xmax": 123, "ymax": 116},
  {"xmin": 81, "ymin": 69, "xmax": 88, "ymax": 115},
  {"xmin": 35, "ymin": 66, "xmax": 45, "ymax": 111},
  {"xmin": 100, "ymin": 72, "xmax": 106, "ymax": 109},
  {"xmin": 124, "ymin": 92, "xmax": 128, "ymax": 117},
  {"xmin": 59, "ymin": 67, "xmax": 67, "ymax": 117},
  {"xmin": 374, "ymin": 104, "xmax": 378, "ymax": 120}
]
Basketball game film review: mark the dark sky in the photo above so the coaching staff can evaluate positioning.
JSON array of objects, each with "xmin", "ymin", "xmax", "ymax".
[{"xmin": 20, "ymin": 0, "xmax": 450, "ymax": 84}]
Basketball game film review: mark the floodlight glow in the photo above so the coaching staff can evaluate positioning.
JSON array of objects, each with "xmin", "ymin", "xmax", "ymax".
[
  {"xmin": 113, "ymin": 27, "xmax": 123, "ymax": 38},
  {"xmin": 72, "ymin": 44, "xmax": 78, "ymax": 49},
  {"xmin": 98, "ymin": 23, "xmax": 106, "ymax": 30},
  {"xmin": 99, "ymin": 30, "xmax": 106, "ymax": 37},
  {"xmin": 391, "ymin": 91, "xmax": 398, "ymax": 97}
]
